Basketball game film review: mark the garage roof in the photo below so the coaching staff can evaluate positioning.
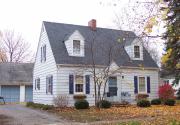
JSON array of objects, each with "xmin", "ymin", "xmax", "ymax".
[{"xmin": 0, "ymin": 63, "xmax": 33, "ymax": 85}]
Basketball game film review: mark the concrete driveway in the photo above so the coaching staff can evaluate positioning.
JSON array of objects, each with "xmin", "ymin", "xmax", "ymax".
[{"xmin": 0, "ymin": 104, "xmax": 72, "ymax": 125}]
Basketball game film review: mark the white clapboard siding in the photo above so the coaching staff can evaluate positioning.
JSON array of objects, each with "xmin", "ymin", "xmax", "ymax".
[
  {"xmin": 57, "ymin": 66, "xmax": 106, "ymax": 106},
  {"xmin": 56, "ymin": 66, "xmax": 159, "ymax": 106},
  {"xmin": 33, "ymin": 24, "xmax": 57, "ymax": 105},
  {"xmin": 120, "ymin": 68, "xmax": 159, "ymax": 101}
]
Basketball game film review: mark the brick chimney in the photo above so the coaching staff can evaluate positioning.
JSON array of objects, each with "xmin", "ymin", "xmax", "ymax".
[{"xmin": 88, "ymin": 19, "xmax": 96, "ymax": 31}]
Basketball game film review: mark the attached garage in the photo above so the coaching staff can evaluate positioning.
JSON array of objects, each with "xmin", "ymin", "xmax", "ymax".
[
  {"xmin": 0, "ymin": 63, "xmax": 33, "ymax": 103},
  {"xmin": 25, "ymin": 86, "xmax": 33, "ymax": 102},
  {"xmin": 1, "ymin": 85, "xmax": 20, "ymax": 103}
]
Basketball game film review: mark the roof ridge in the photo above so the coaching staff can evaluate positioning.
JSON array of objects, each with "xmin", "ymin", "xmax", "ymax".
[{"xmin": 43, "ymin": 21, "xmax": 135, "ymax": 33}]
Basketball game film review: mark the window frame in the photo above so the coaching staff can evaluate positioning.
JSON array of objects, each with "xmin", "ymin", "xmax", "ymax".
[
  {"xmin": 74, "ymin": 75, "xmax": 84, "ymax": 94},
  {"xmin": 41, "ymin": 44, "xmax": 46, "ymax": 62},
  {"xmin": 134, "ymin": 45, "xmax": 140, "ymax": 58},
  {"xmin": 138, "ymin": 77, "xmax": 147, "ymax": 93},
  {"xmin": 73, "ymin": 40, "xmax": 81, "ymax": 55},
  {"xmin": 46, "ymin": 75, "xmax": 53, "ymax": 94},
  {"xmin": 35, "ymin": 78, "xmax": 40, "ymax": 90},
  {"xmin": 108, "ymin": 76, "xmax": 117, "ymax": 96}
]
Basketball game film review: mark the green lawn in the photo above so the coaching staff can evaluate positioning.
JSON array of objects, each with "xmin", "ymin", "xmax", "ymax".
[{"xmin": 176, "ymin": 100, "xmax": 180, "ymax": 104}]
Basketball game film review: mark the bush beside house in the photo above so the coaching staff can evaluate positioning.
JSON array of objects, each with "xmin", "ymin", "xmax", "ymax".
[
  {"xmin": 151, "ymin": 99, "xmax": 161, "ymax": 105},
  {"xmin": 74, "ymin": 100, "xmax": 89, "ymax": 109},
  {"xmin": 137, "ymin": 100, "xmax": 151, "ymax": 107},
  {"xmin": 96, "ymin": 100, "xmax": 111, "ymax": 108},
  {"xmin": 26, "ymin": 102, "xmax": 54, "ymax": 110}
]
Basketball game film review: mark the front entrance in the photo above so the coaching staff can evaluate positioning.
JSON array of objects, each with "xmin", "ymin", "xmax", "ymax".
[{"xmin": 108, "ymin": 77, "xmax": 118, "ymax": 102}]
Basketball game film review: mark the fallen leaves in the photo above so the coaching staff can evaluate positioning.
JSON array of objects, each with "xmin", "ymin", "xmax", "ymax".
[{"xmin": 54, "ymin": 105, "xmax": 180, "ymax": 124}]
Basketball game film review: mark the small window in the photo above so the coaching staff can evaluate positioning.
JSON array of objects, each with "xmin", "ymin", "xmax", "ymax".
[
  {"xmin": 139, "ymin": 77, "xmax": 146, "ymax": 93},
  {"xmin": 73, "ymin": 40, "xmax": 80, "ymax": 54},
  {"xmin": 41, "ymin": 45, "xmax": 46, "ymax": 62},
  {"xmin": 75, "ymin": 75, "xmax": 83, "ymax": 93},
  {"xmin": 134, "ymin": 46, "xmax": 140, "ymax": 58},
  {"xmin": 46, "ymin": 76, "xmax": 53, "ymax": 94},
  {"xmin": 164, "ymin": 80, "xmax": 169, "ymax": 84},
  {"xmin": 35, "ymin": 78, "xmax": 40, "ymax": 90}
]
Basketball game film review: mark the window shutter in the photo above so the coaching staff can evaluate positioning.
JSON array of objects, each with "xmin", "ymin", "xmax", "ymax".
[
  {"xmin": 134, "ymin": 76, "xmax": 138, "ymax": 94},
  {"xmin": 38, "ymin": 78, "xmax": 40, "ymax": 90},
  {"xmin": 35, "ymin": 79, "xmax": 36, "ymax": 90},
  {"xmin": 41, "ymin": 47, "xmax": 42, "ymax": 62},
  {"xmin": 51, "ymin": 76, "xmax": 53, "ymax": 94},
  {"xmin": 147, "ymin": 76, "xmax": 151, "ymax": 93},
  {"xmin": 69, "ymin": 75, "xmax": 74, "ymax": 94},
  {"xmin": 85, "ymin": 75, "xmax": 90, "ymax": 94},
  {"xmin": 44, "ymin": 45, "xmax": 46, "ymax": 61},
  {"xmin": 46, "ymin": 77, "xmax": 48, "ymax": 94}
]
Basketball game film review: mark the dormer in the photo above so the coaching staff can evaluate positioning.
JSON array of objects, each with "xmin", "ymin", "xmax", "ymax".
[
  {"xmin": 125, "ymin": 38, "xmax": 143, "ymax": 60},
  {"xmin": 64, "ymin": 30, "xmax": 85, "ymax": 57}
]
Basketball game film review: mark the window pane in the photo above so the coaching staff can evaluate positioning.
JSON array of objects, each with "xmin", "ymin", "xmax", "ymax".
[
  {"xmin": 134, "ymin": 46, "xmax": 140, "ymax": 58},
  {"xmin": 37, "ymin": 78, "xmax": 40, "ymax": 90},
  {"xmin": 109, "ymin": 87, "xmax": 117, "ymax": 96},
  {"xmin": 139, "ymin": 77, "xmax": 145, "ymax": 92},
  {"xmin": 75, "ymin": 84, "xmax": 83, "ymax": 92},
  {"xmin": 109, "ymin": 77, "xmax": 117, "ymax": 86},
  {"xmin": 76, "ymin": 75, "xmax": 83, "ymax": 84},
  {"xmin": 73, "ymin": 40, "xmax": 80, "ymax": 54}
]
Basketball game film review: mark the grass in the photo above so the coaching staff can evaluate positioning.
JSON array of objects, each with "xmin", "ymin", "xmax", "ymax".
[{"xmin": 176, "ymin": 99, "xmax": 180, "ymax": 104}]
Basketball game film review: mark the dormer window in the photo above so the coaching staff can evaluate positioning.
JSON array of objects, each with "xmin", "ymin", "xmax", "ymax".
[
  {"xmin": 134, "ymin": 46, "xmax": 140, "ymax": 58},
  {"xmin": 73, "ymin": 40, "xmax": 80, "ymax": 55}
]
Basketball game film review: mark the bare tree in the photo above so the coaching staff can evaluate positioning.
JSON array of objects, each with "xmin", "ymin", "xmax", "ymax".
[
  {"xmin": 0, "ymin": 31, "xmax": 7, "ymax": 62},
  {"xmin": 2, "ymin": 30, "xmax": 32, "ymax": 62},
  {"xmin": 101, "ymin": 0, "xmax": 163, "ymax": 65},
  {"xmin": 82, "ymin": 31, "xmax": 123, "ymax": 108}
]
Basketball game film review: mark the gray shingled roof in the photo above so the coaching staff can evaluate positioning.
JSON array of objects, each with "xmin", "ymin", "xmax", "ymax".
[
  {"xmin": 0, "ymin": 63, "xmax": 33, "ymax": 85},
  {"xmin": 44, "ymin": 21, "xmax": 158, "ymax": 68}
]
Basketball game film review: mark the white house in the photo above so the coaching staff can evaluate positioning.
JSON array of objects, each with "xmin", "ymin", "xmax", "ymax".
[{"xmin": 33, "ymin": 19, "xmax": 159, "ymax": 106}]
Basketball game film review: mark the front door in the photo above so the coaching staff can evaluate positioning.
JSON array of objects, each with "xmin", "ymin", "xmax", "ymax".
[{"xmin": 108, "ymin": 77, "xmax": 118, "ymax": 102}]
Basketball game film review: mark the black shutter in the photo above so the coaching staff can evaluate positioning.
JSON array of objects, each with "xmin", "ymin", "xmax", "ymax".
[
  {"xmin": 46, "ymin": 77, "xmax": 48, "ymax": 94},
  {"xmin": 147, "ymin": 76, "xmax": 151, "ymax": 93},
  {"xmin": 51, "ymin": 76, "xmax": 53, "ymax": 94},
  {"xmin": 134, "ymin": 76, "xmax": 138, "ymax": 94},
  {"xmin": 85, "ymin": 75, "xmax": 90, "ymax": 94},
  {"xmin": 44, "ymin": 45, "xmax": 46, "ymax": 61},
  {"xmin": 35, "ymin": 79, "xmax": 36, "ymax": 90},
  {"xmin": 69, "ymin": 75, "xmax": 74, "ymax": 94},
  {"xmin": 39, "ymin": 78, "xmax": 40, "ymax": 90},
  {"xmin": 41, "ymin": 47, "xmax": 42, "ymax": 62}
]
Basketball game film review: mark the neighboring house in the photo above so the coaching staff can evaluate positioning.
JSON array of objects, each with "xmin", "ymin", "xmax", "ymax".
[
  {"xmin": 0, "ymin": 63, "xmax": 33, "ymax": 103},
  {"xmin": 33, "ymin": 19, "xmax": 159, "ymax": 106},
  {"xmin": 160, "ymin": 73, "xmax": 180, "ymax": 93}
]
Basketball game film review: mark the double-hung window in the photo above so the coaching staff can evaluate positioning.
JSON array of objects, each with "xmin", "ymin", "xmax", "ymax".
[
  {"xmin": 41, "ymin": 45, "xmax": 46, "ymax": 62},
  {"xmin": 134, "ymin": 46, "xmax": 140, "ymax": 58},
  {"xmin": 73, "ymin": 40, "xmax": 80, "ymax": 55},
  {"xmin": 46, "ymin": 75, "xmax": 53, "ymax": 94},
  {"xmin": 35, "ymin": 78, "xmax": 40, "ymax": 90},
  {"xmin": 138, "ymin": 77, "xmax": 146, "ymax": 93},
  {"xmin": 75, "ymin": 75, "xmax": 83, "ymax": 93}
]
